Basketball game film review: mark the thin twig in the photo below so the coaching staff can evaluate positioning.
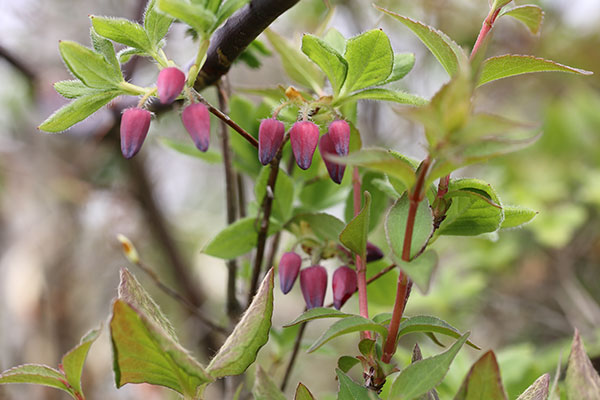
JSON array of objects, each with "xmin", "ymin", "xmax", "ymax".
[{"xmin": 280, "ymin": 322, "xmax": 307, "ymax": 392}]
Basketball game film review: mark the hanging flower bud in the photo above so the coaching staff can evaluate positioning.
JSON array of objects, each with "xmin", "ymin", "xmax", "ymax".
[
  {"xmin": 278, "ymin": 252, "xmax": 302, "ymax": 294},
  {"xmin": 120, "ymin": 107, "xmax": 151, "ymax": 159},
  {"xmin": 258, "ymin": 118, "xmax": 285, "ymax": 165},
  {"xmin": 290, "ymin": 121, "xmax": 319, "ymax": 170},
  {"xmin": 319, "ymin": 133, "xmax": 346, "ymax": 184},
  {"xmin": 300, "ymin": 265, "xmax": 327, "ymax": 309},
  {"xmin": 328, "ymin": 119, "xmax": 350, "ymax": 156},
  {"xmin": 332, "ymin": 266, "xmax": 357, "ymax": 310},
  {"xmin": 366, "ymin": 242, "xmax": 384, "ymax": 263},
  {"xmin": 182, "ymin": 103, "xmax": 210, "ymax": 151},
  {"xmin": 157, "ymin": 67, "xmax": 186, "ymax": 104}
]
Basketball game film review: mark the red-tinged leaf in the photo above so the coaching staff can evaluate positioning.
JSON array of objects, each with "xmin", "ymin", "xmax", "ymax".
[
  {"xmin": 565, "ymin": 329, "xmax": 600, "ymax": 400},
  {"xmin": 454, "ymin": 351, "xmax": 508, "ymax": 400},
  {"xmin": 517, "ymin": 373, "xmax": 550, "ymax": 400}
]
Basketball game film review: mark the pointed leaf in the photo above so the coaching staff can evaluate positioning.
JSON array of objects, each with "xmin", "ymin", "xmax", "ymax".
[
  {"xmin": 382, "ymin": 53, "xmax": 416, "ymax": 84},
  {"xmin": 500, "ymin": 5, "xmax": 544, "ymax": 35},
  {"xmin": 90, "ymin": 28, "xmax": 121, "ymax": 76},
  {"xmin": 208, "ymin": 268, "xmax": 274, "ymax": 378},
  {"xmin": 203, "ymin": 216, "xmax": 282, "ymax": 259},
  {"xmin": 341, "ymin": 29, "xmax": 393, "ymax": 93},
  {"xmin": 118, "ymin": 47, "xmax": 148, "ymax": 63},
  {"xmin": 376, "ymin": 6, "xmax": 464, "ymax": 76},
  {"xmin": 264, "ymin": 29, "xmax": 324, "ymax": 93},
  {"xmin": 90, "ymin": 16, "xmax": 151, "ymax": 51},
  {"xmin": 295, "ymin": 382, "xmax": 316, "ymax": 400},
  {"xmin": 396, "ymin": 250, "xmax": 438, "ymax": 294},
  {"xmin": 284, "ymin": 307, "xmax": 352, "ymax": 327},
  {"xmin": 159, "ymin": 137, "xmax": 222, "ymax": 163},
  {"xmin": 0, "ymin": 364, "xmax": 74, "ymax": 397},
  {"xmin": 390, "ymin": 333, "xmax": 470, "ymax": 399},
  {"xmin": 454, "ymin": 351, "xmax": 508, "ymax": 400},
  {"xmin": 308, "ymin": 316, "xmax": 388, "ymax": 353},
  {"xmin": 39, "ymin": 90, "xmax": 121, "ymax": 133},
  {"xmin": 565, "ymin": 329, "xmax": 600, "ymax": 400},
  {"xmin": 338, "ymin": 356, "xmax": 361, "ymax": 374},
  {"xmin": 53, "ymin": 80, "xmax": 101, "ymax": 99},
  {"xmin": 144, "ymin": 0, "xmax": 173, "ymax": 46},
  {"xmin": 61, "ymin": 327, "xmax": 101, "ymax": 394},
  {"xmin": 323, "ymin": 28, "xmax": 346, "ymax": 55},
  {"xmin": 478, "ymin": 55, "xmax": 592, "ymax": 86},
  {"xmin": 286, "ymin": 213, "xmax": 345, "ymax": 241},
  {"xmin": 501, "ymin": 205, "xmax": 537, "ymax": 229},
  {"xmin": 253, "ymin": 365, "xmax": 286, "ymax": 400},
  {"xmin": 336, "ymin": 368, "xmax": 381, "ymax": 400},
  {"xmin": 302, "ymin": 34, "xmax": 348, "ymax": 95},
  {"xmin": 517, "ymin": 374, "xmax": 550, "ymax": 400},
  {"xmin": 397, "ymin": 315, "xmax": 479, "ymax": 350},
  {"xmin": 339, "ymin": 191, "xmax": 371, "ymax": 259},
  {"xmin": 158, "ymin": 0, "xmax": 217, "ymax": 33},
  {"xmin": 335, "ymin": 88, "xmax": 427, "ymax": 106},
  {"xmin": 386, "ymin": 193, "xmax": 434, "ymax": 260},
  {"xmin": 59, "ymin": 40, "xmax": 122, "ymax": 88}
]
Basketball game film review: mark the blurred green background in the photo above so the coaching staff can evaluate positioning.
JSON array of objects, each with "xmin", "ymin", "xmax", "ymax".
[{"xmin": 0, "ymin": 0, "xmax": 598, "ymax": 398}]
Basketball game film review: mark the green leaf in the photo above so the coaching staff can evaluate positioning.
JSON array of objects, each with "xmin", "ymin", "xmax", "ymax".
[
  {"xmin": 477, "ymin": 55, "xmax": 593, "ymax": 87},
  {"xmin": 341, "ymin": 29, "xmax": 393, "ymax": 94},
  {"xmin": 500, "ymin": 5, "xmax": 544, "ymax": 35},
  {"xmin": 454, "ymin": 351, "xmax": 508, "ymax": 400},
  {"xmin": 396, "ymin": 250, "xmax": 438, "ymax": 294},
  {"xmin": 118, "ymin": 47, "xmax": 148, "ymax": 63},
  {"xmin": 381, "ymin": 53, "xmax": 416, "ymax": 84},
  {"xmin": 302, "ymin": 34, "xmax": 348, "ymax": 95},
  {"xmin": 264, "ymin": 29, "xmax": 324, "ymax": 93},
  {"xmin": 328, "ymin": 148, "xmax": 416, "ymax": 189},
  {"xmin": 335, "ymin": 88, "xmax": 427, "ymax": 107},
  {"xmin": 208, "ymin": 268, "xmax": 274, "ymax": 378},
  {"xmin": 159, "ymin": 137, "xmax": 222, "ymax": 163},
  {"xmin": 500, "ymin": 205, "xmax": 537, "ymax": 229},
  {"xmin": 438, "ymin": 178, "xmax": 503, "ymax": 236},
  {"xmin": 111, "ymin": 269, "xmax": 213, "ymax": 396},
  {"xmin": 253, "ymin": 365, "xmax": 286, "ymax": 400},
  {"xmin": 61, "ymin": 328, "xmax": 101, "ymax": 394},
  {"xmin": 255, "ymin": 166, "xmax": 294, "ymax": 223},
  {"xmin": 336, "ymin": 368, "xmax": 381, "ymax": 400},
  {"xmin": 299, "ymin": 177, "xmax": 347, "ymax": 211},
  {"xmin": 323, "ymin": 28, "xmax": 346, "ymax": 55},
  {"xmin": 516, "ymin": 374, "xmax": 550, "ymax": 400},
  {"xmin": 284, "ymin": 307, "xmax": 352, "ymax": 327},
  {"xmin": 308, "ymin": 316, "xmax": 388, "ymax": 353},
  {"xmin": 144, "ymin": 0, "xmax": 174, "ymax": 46},
  {"xmin": 338, "ymin": 356, "xmax": 361, "ymax": 374},
  {"xmin": 344, "ymin": 172, "xmax": 389, "ymax": 233},
  {"xmin": 158, "ymin": 0, "xmax": 217, "ymax": 34},
  {"xmin": 39, "ymin": 90, "xmax": 121, "ymax": 132},
  {"xmin": 90, "ymin": 28, "xmax": 121, "ymax": 76},
  {"xmin": 565, "ymin": 329, "xmax": 600, "ymax": 400},
  {"xmin": 203, "ymin": 217, "xmax": 282, "ymax": 259},
  {"xmin": 295, "ymin": 382, "xmax": 316, "ymax": 400},
  {"xmin": 390, "ymin": 332, "xmax": 470, "ymax": 399},
  {"xmin": 286, "ymin": 213, "xmax": 345, "ymax": 241},
  {"xmin": 397, "ymin": 315, "xmax": 479, "ymax": 350},
  {"xmin": 0, "ymin": 365, "xmax": 74, "ymax": 397},
  {"xmin": 90, "ymin": 16, "xmax": 151, "ymax": 51},
  {"xmin": 59, "ymin": 40, "xmax": 122, "ymax": 88},
  {"xmin": 340, "ymin": 191, "xmax": 371, "ymax": 259},
  {"xmin": 386, "ymin": 193, "xmax": 434, "ymax": 260},
  {"xmin": 53, "ymin": 80, "xmax": 99, "ymax": 99},
  {"xmin": 376, "ymin": 6, "xmax": 464, "ymax": 76}
]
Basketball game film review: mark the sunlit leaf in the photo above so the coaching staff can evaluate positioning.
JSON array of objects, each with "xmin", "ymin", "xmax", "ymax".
[
  {"xmin": 500, "ymin": 5, "xmax": 544, "ymax": 35},
  {"xmin": 302, "ymin": 34, "xmax": 348, "ymax": 95}
]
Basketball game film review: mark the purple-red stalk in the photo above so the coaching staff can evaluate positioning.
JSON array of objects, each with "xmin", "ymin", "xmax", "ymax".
[
  {"xmin": 353, "ymin": 167, "xmax": 371, "ymax": 340},
  {"xmin": 470, "ymin": 7, "xmax": 502, "ymax": 61}
]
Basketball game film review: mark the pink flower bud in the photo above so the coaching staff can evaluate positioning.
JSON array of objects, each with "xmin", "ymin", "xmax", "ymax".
[
  {"xmin": 328, "ymin": 120, "xmax": 350, "ymax": 156},
  {"xmin": 300, "ymin": 265, "xmax": 328, "ymax": 309},
  {"xmin": 332, "ymin": 266, "xmax": 357, "ymax": 310},
  {"xmin": 366, "ymin": 242, "xmax": 384, "ymax": 263},
  {"xmin": 258, "ymin": 118, "xmax": 285, "ymax": 165},
  {"xmin": 278, "ymin": 252, "xmax": 302, "ymax": 294},
  {"xmin": 182, "ymin": 103, "xmax": 210, "ymax": 151},
  {"xmin": 157, "ymin": 67, "xmax": 186, "ymax": 104},
  {"xmin": 120, "ymin": 107, "xmax": 151, "ymax": 159},
  {"xmin": 319, "ymin": 133, "xmax": 346, "ymax": 184},
  {"xmin": 290, "ymin": 121, "xmax": 319, "ymax": 170}
]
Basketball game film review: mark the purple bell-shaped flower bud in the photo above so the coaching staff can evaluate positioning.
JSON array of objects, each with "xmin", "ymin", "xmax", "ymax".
[
  {"xmin": 300, "ymin": 265, "xmax": 328, "ymax": 309},
  {"xmin": 319, "ymin": 133, "xmax": 346, "ymax": 184},
  {"xmin": 182, "ymin": 103, "xmax": 210, "ymax": 152},
  {"xmin": 328, "ymin": 120, "xmax": 350, "ymax": 156},
  {"xmin": 332, "ymin": 266, "xmax": 357, "ymax": 310},
  {"xmin": 366, "ymin": 242, "xmax": 384, "ymax": 263},
  {"xmin": 120, "ymin": 107, "xmax": 151, "ymax": 159},
  {"xmin": 157, "ymin": 67, "xmax": 186, "ymax": 104},
  {"xmin": 278, "ymin": 252, "xmax": 302, "ymax": 294},
  {"xmin": 290, "ymin": 121, "xmax": 319, "ymax": 170},
  {"xmin": 258, "ymin": 118, "xmax": 285, "ymax": 165}
]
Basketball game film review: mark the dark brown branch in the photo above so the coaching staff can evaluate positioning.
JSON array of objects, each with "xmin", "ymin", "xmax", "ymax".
[
  {"xmin": 280, "ymin": 322, "xmax": 307, "ymax": 392},
  {"xmin": 197, "ymin": 94, "xmax": 258, "ymax": 148},
  {"xmin": 195, "ymin": 0, "xmax": 302, "ymax": 90}
]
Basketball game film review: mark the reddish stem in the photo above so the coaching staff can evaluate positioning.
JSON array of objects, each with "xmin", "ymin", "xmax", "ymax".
[
  {"xmin": 470, "ymin": 7, "xmax": 501, "ymax": 61},
  {"xmin": 382, "ymin": 158, "xmax": 431, "ymax": 363},
  {"xmin": 353, "ymin": 167, "xmax": 371, "ymax": 339}
]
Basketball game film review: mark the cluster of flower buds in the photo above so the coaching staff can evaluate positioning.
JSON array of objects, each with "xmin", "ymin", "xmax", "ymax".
[{"xmin": 119, "ymin": 66, "xmax": 212, "ymax": 158}]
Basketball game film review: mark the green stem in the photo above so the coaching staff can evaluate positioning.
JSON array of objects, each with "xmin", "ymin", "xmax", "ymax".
[
  {"xmin": 119, "ymin": 81, "xmax": 150, "ymax": 96},
  {"xmin": 187, "ymin": 38, "xmax": 211, "ymax": 87}
]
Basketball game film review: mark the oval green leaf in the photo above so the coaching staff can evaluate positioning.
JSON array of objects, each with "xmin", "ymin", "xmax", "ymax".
[{"xmin": 308, "ymin": 316, "xmax": 388, "ymax": 353}]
